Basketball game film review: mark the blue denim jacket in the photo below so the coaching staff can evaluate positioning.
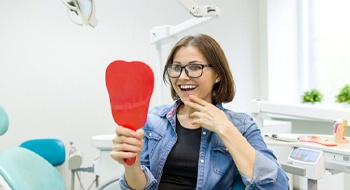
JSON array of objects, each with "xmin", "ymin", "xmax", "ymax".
[{"xmin": 119, "ymin": 101, "xmax": 289, "ymax": 190}]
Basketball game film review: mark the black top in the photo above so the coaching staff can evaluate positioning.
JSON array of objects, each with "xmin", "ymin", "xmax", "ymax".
[{"xmin": 158, "ymin": 117, "xmax": 202, "ymax": 190}]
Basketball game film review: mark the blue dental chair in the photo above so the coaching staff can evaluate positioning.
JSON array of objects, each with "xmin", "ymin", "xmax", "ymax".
[
  {"xmin": 0, "ymin": 106, "xmax": 66, "ymax": 190},
  {"xmin": 19, "ymin": 138, "xmax": 66, "ymax": 167}
]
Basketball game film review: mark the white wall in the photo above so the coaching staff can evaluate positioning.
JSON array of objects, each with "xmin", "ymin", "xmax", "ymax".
[{"xmin": 0, "ymin": 0, "xmax": 261, "ymax": 188}]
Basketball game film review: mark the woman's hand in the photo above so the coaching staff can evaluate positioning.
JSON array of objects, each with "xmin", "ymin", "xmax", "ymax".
[
  {"xmin": 110, "ymin": 125, "xmax": 144, "ymax": 166},
  {"xmin": 184, "ymin": 95, "xmax": 233, "ymax": 133}
]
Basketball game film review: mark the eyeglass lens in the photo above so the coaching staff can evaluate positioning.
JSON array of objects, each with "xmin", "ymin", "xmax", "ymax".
[{"xmin": 167, "ymin": 64, "xmax": 207, "ymax": 78}]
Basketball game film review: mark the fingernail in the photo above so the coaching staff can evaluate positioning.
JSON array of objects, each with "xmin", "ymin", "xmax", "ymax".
[{"xmin": 131, "ymin": 131, "xmax": 136, "ymax": 137}]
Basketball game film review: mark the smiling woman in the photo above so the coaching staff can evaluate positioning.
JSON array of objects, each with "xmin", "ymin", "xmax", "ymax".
[
  {"xmin": 163, "ymin": 34, "xmax": 235, "ymax": 105},
  {"xmin": 0, "ymin": 1, "xmax": 263, "ymax": 189},
  {"xmin": 110, "ymin": 34, "xmax": 290, "ymax": 190}
]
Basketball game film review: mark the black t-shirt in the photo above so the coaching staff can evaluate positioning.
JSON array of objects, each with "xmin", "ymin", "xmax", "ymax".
[{"xmin": 158, "ymin": 117, "xmax": 202, "ymax": 190}]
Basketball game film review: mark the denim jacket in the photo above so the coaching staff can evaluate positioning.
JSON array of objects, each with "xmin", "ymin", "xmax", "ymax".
[{"xmin": 119, "ymin": 100, "xmax": 289, "ymax": 190}]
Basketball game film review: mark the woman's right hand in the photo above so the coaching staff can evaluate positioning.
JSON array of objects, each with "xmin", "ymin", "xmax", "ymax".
[{"xmin": 110, "ymin": 125, "xmax": 144, "ymax": 166}]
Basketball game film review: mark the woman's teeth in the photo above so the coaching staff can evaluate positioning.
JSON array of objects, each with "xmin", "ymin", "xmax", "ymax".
[{"xmin": 180, "ymin": 85, "xmax": 196, "ymax": 91}]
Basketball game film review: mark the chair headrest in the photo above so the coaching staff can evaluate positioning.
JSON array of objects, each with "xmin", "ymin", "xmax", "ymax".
[{"xmin": 0, "ymin": 106, "xmax": 9, "ymax": 136}]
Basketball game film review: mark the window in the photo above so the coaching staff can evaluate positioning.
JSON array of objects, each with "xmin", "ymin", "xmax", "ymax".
[{"xmin": 304, "ymin": 0, "xmax": 350, "ymax": 105}]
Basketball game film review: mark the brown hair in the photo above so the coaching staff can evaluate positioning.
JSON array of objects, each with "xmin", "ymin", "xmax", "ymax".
[{"xmin": 162, "ymin": 34, "xmax": 235, "ymax": 104}]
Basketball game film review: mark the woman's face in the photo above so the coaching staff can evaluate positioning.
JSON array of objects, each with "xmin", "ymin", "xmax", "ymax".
[{"xmin": 170, "ymin": 46, "xmax": 219, "ymax": 103}]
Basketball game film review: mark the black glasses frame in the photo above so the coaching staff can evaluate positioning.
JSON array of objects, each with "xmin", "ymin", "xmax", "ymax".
[{"xmin": 166, "ymin": 64, "xmax": 213, "ymax": 78}]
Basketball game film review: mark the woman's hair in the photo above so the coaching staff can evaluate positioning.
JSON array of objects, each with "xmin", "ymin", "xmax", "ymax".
[{"xmin": 162, "ymin": 34, "xmax": 235, "ymax": 104}]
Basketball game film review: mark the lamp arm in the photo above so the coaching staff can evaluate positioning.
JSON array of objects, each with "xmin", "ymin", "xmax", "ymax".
[
  {"xmin": 176, "ymin": 0, "xmax": 220, "ymax": 17},
  {"xmin": 61, "ymin": 0, "xmax": 78, "ymax": 11}
]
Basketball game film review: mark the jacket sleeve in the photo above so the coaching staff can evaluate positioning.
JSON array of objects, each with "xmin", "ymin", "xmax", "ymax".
[
  {"xmin": 238, "ymin": 114, "xmax": 290, "ymax": 190},
  {"xmin": 119, "ymin": 165, "xmax": 158, "ymax": 190}
]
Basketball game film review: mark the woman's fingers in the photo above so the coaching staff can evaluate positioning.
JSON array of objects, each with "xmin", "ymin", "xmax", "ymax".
[
  {"xmin": 188, "ymin": 95, "xmax": 207, "ymax": 106},
  {"xmin": 110, "ymin": 125, "xmax": 144, "ymax": 165},
  {"xmin": 184, "ymin": 95, "xmax": 230, "ymax": 132},
  {"xmin": 115, "ymin": 125, "xmax": 137, "ymax": 137},
  {"xmin": 185, "ymin": 95, "xmax": 217, "ymax": 112},
  {"xmin": 113, "ymin": 135, "xmax": 142, "ymax": 150},
  {"xmin": 110, "ymin": 150, "xmax": 138, "ymax": 161},
  {"xmin": 115, "ymin": 136, "xmax": 143, "ymax": 150},
  {"xmin": 135, "ymin": 128, "xmax": 145, "ymax": 140}
]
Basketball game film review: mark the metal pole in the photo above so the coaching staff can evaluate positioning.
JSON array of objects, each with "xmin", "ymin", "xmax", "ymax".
[
  {"xmin": 70, "ymin": 170, "xmax": 75, "ymax": 190},
  {"xmin": 308, "ymin": 179, "xmax": 317, "ymax": 190}
]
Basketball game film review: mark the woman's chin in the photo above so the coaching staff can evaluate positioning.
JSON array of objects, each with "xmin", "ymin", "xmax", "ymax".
[{"xmin": 179, "ymin": 95, "xmax": 190, "ymax": 102}]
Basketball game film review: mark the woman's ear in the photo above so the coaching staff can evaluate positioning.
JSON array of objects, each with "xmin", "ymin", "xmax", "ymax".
[{"xmin": 215, "ymin": 76, "xmax": 221, "ymax": 83}]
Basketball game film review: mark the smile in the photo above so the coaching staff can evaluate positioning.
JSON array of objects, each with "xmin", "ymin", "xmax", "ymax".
[{"xmin": 179, "ymin": 84, "xmax": 197, "ymax": 91}]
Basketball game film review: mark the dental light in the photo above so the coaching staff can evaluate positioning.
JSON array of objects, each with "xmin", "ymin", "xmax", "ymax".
[
  {"xmin": 150, "ymin": 0, "xmax": 220, "ymax": 44},
  {"xmin": 61, "ymin": 0, "xmax": 98, "ymax": 28},
  {"xmin": 177, "ymin": 0, "xmax": 219, "ymax": 18}
]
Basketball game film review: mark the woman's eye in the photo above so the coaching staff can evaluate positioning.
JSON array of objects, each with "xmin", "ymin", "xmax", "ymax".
[
  {"xmin": 188, "ymin": 65, "xmax": 202, "ymax": 70},
  {"xmin": 173, "ymin": 65, "xmax": 182, "ymax": 71}
]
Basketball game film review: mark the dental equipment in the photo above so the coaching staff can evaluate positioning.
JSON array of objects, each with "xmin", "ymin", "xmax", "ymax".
[
  {"xmin": 0, "ymin": 106, "xmax": 8, "ymax": 136},
  {"xmin": 150, "ymin": 0, "xmax": 220, "ymax": 44},
  {"xmin": 264, "ymin": 135, "xmax": 350, "ymax": 190},
  {"xmin": 249, "ymin": 99, "xmax": 350, "ymax": 127},
  {"xmin": 264, "ymin": 133, "xmax": 300, "ymax": 142},
  {"xmin": 250, "ymin": 99, "xmax": 350, "ymax": 190},
  {"xmin": 20, "ymin": 138, "xmax": 66, "ymax": 167},
  {"xmin": 61, "ymin": 0, "xmax": 98, "ymax": 28},
  {"xmin": 91, "ymin": 134, "xmax": 124, "ymax": 188},
  {"xmin": 288, "ymin": 147, "xmax": 325, "ymax": 180},
  {"xmin": 0, "ymin": 106, "xmax": 66, "ymax": 190}
]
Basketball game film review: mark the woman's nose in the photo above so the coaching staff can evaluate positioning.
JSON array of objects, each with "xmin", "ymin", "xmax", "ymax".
[{"xmin": 178, "ymin": 68, "xmax": 190, "ymax": 79}]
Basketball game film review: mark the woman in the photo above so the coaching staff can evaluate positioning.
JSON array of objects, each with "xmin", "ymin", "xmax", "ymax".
[{"xmin": 110, "ymin": 34, "xmax": 289, "ymax": 189}]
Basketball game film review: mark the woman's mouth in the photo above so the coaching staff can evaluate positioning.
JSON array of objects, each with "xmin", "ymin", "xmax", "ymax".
[{"xmin": 179, "ymin": 84, "xmax": 197, "ymax": 91}]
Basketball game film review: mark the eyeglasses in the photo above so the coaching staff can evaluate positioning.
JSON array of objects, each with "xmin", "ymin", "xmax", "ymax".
[{"xmin": 166, "ymin": 64, "xmax": 213, "ymax": 78}]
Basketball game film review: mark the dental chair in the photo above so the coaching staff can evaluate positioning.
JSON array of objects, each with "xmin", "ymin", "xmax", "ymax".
[
  {"xmin": 20, "ymin": 138, "xmax": 66, "ymax": 167},
  {"xmin": 232, "ymin": 174, "xmax": 245, "ymax": 190},
  {"xmin": 95, "ymin": 174, "xmax": 245, "ymax": 190},
  {"xmin": 0, "ymin": 106, "xmax": 66, "ymax": 190}
]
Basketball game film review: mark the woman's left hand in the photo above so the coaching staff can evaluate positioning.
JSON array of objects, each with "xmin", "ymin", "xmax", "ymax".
[{"xmin": 183, "ymin": 95, "xmax": 233, "ymax": 133}]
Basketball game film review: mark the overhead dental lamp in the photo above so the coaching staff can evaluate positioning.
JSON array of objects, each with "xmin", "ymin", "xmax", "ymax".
[
  {"xmin": 177, "ymin": 0, "xmax": 219, "ymax": 18},
  {"xmin": 61, "ymin": 0, "xmax": 98, "ymax": 28},
  {"xmin": 150, "ymin": 0, "xmax": 220, "ymax": 44}
]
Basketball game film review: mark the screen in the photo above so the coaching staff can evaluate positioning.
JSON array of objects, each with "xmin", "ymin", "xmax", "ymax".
[{"xmin": 290, "ymin": 148, "xmax": 321, "ymax": 163}]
